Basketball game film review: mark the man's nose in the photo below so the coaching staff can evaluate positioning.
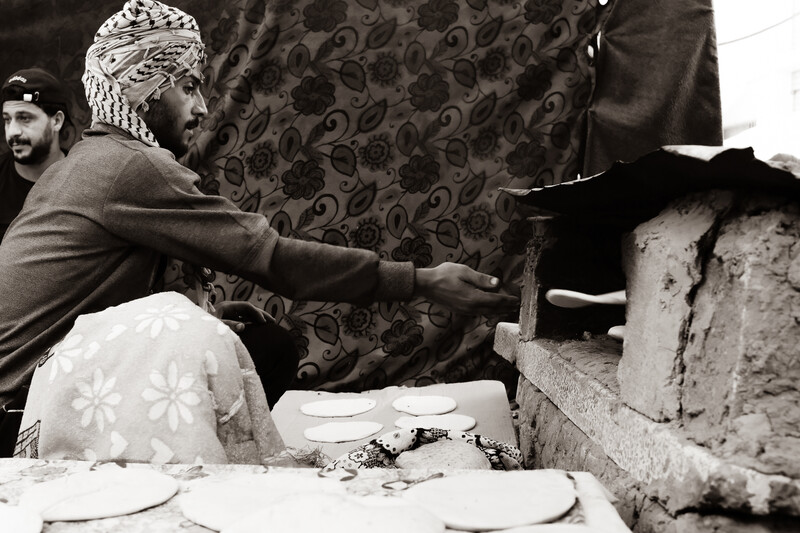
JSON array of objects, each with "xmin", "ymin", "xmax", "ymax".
[
  {"xmin": 5, "ymin": 119, "xmax": 21, "ymax": 137},
  {"xmin": 193, "ymin": 94, "xmax": 207, "ymax": 117}
]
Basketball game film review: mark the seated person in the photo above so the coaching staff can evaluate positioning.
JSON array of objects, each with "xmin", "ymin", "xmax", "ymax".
[{"xmin": 0, "ymin": 68, "xmax": 69, "ymax": 241}]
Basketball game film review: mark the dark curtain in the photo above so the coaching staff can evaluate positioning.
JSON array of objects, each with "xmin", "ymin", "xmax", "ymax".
[
  {"xmin": 0, "ymin": 0, "xmax": 720, "ymax": 393},
  {"xmin": 584, "ymin": 0, "xmax": 722, "ymax": 176}
]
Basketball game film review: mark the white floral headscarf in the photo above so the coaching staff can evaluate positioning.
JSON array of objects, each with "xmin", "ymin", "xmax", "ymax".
[
  {"xmin": 15, "ymin": 292, "xmax": 286, "ymax": 465},
  {"xmin": 82, "ymin": 0, "xmax": 206, "ymax": 146}
]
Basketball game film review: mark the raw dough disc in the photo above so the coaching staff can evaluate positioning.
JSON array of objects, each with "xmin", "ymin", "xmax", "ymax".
[
  {"xmin": 180, "ymin": 473, "xmax": 346, "ymax": 531},
  {"xmin": 300, "ymin": 398, "xmax": 376, "ymax": 417},
  {"xmin": 304, "ymin": 421, "xmax": 383, "ymax": 443},
  {"xmin": 223, "ymin": 491, "xmax": 444, "ymax": 533},
  {"xmin": 395, "ymin": 413, "xmax": 476, "ymax": 432},
  {"xmin": 0, "ymin": 501, "xmax": 42, "ymax": 533},
  {"xmin": 500, "ymin": 526, "xmax": 600, "ymax": 532},
  {"xmin": 18, "ymin": 468, "xmax": 178, "ymax": 522},
  {"xmin": 494, "ymin": 524, "xmax": 603, "ymax": 533},
  {"xmin": 607, "ymin": 325, "xmax": 625, "ymax": 342},
  {"xmin": 392, "ymin": 395, "xmax": 457, "ymax": 416},
  {"xmin": 402, "ymin": 470, "xmax": 576, "ymax": 531}
]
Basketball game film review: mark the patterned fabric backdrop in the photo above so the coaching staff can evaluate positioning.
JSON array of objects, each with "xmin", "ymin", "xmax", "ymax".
[{"xmin": 1, "ymin": 0, "xmax": 613, "ymax": 393}]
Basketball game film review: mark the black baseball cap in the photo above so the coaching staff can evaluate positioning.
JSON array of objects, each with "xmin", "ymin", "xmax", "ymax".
[{"xmin": 1, "ymin": 68, "xmax": 71, "ymax": 120}]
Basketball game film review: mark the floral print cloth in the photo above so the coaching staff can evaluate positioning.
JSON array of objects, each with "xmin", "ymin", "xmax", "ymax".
[
  {"xmin": 324, "ymin": 427, "xmax": 523, "ymax": 471},
  {"xmin": 168, "ymin": 0, "xmax": 617, "ymax": 393},
  {"xmin": 0, "ymin": 0, "xmax": 614, "ymax": 394},
  {"xmin": 14, "ymin": 292, "xmax": 286, "ymax": 465},
  {"xmin": 0, "ymin": 0, "xmax": 720, "ymax": 393}
]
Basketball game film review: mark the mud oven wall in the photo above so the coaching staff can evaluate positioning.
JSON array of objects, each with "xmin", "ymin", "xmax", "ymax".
[{"xmin": 494, "ymin": 190, "xmax": 800, "ymax": 532}]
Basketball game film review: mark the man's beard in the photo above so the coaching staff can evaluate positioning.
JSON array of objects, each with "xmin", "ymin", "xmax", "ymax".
[
  {"xmin": 8, "ymin": 128, "xmax": 54, "ymax": 166},
  {"xmin": 144, "ymin": 99, "xmax": 198, "ymax": 158}
]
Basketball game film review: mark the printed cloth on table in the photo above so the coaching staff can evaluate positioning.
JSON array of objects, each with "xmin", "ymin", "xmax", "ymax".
[
  {"xmin": 323, "ymin": 427, "xmax": 523, "ymax": 471},
  {"xmin": 14, "ymin": 292, "xmax": 285, "ymax": 465}
]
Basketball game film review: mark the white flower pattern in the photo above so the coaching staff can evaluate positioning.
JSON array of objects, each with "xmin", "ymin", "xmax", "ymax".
[
  {"xmin": 48, "ymin": 334, "xmax": 85, "ymax": 383},
  {"xmin": 201, "ymin": 314, "xmax": 231, "ymax": 336},
  {"xmin": 134, "ymin": 304, "xmax": 191, "ymax": 338},
  {"xmin": 141, "ymin": 361, "xmax": 201, "ymax": 432},
  {"xmin": 21, "ymin": 292, "xmax": 278, "ymax": 465},
  {"xmin": 71, "ymin": 368, "xmax": 122, "ymax": 432}
]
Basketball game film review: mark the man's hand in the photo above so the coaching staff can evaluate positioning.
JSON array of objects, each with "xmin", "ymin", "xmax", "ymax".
[
  {"xmin": 415, "ymin": 263, "xmax": 520, "ymax": 316},
  {"xmin": 213, "ymin": 301, "xmax": 275, "ymax": 332}
]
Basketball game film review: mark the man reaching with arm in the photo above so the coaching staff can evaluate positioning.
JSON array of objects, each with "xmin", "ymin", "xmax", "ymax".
[{"xmin": 0, "ymin": 0, "xmax": 519, "ymax": 458}]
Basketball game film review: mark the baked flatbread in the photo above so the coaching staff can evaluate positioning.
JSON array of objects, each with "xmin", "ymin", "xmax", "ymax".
[
  {"xmin": 402, "ymin": 470, "xmax": 576, "ymax": 531},
  {"xmin": 0, "ymin": 501, "xmax": 42, "ymax": 533},
  {"xmin": 395, "ymin": 440, "xmax": 491, "ymax": 470},
  {"xmin": 180, "ymin": 473, "xmax": 346, "ymax": 531},
  {"xmin": 304, "ymin": 420, "xmax": 383, "ymax": 443},
  {"xmin": 300, "ymin": 398, "xmax": 376, "ymax": 417},
  {"xmin": 222, "ymin": 491, "xmax": 444, "ymax": 533},
  {"xmin": 392, "ymin": 395, "xmax": 457, "ymax": 416},
  {"xmin": 395, "ymin": 413, "xmax": 476, "ymax": 432},
  {"xmin": 18, "ymin": 468, "xmax": 178, "ymax": 521}
]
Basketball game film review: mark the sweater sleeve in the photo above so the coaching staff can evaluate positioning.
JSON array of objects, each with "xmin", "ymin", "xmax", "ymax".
[
  {"xmin": 264, "ymin": 236, "xmax": 415, "ymax": 304},
  {"xmin": 102, "ymin": 146, "xmax": 414, "ymax": 304}
]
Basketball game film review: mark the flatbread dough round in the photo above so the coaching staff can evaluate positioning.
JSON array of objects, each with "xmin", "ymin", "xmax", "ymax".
[
  {"xmin": 395, "ymin": 413, "xmax": 476, "ymax": 432},
  {"xmin": 500, "ymin": 526, "xmax": 600, "ymax": 532},
  {"xmin": 392, "ymin": 395, "xmax": 457, "ymax": 416},
  {"xmin": 18, "ymin": 468, "xmax": 178, "ymax": 522},
  {"xmin": 223, "ymin": 491, "xmax": 444, "ymax": 533},
  {"xmin": 304, "ymin": 421, "xmax": 383, "ymax": 443},
  {"xmin": 402, "ymin": 470, "xmax": 576, "ymax": 531},
  {"xmin": 300, "ymin": 398, "xmax": 376, "ymax": 417},
  {"xmin": 180, "ymin": 473, "xmax": 346, "ymax": 531},
  {"xmin": 0, "ymin": 501, "xmax": 42, "ymax": 533},
  {"xmin": 499, "ymin": 526, "xmax": 600, "ymax": 532},
  {"xmin": 396, "ymin": 440, "xmax": 491, "ymax": 471}
]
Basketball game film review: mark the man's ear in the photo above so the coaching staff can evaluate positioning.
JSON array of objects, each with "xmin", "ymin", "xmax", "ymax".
[{"xmin": 51, "ymin": 110, "xmax": 65, "ymax": 132}]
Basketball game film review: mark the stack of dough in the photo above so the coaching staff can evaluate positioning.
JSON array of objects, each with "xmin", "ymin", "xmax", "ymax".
[
  {"xmin": 392, "ymin": 395, "xmax": 477, "ymax": 431},
  {"xmin": 395, "ymin": 439, "xmax": 492, "ymax": 470},
  {"xmin": 300, "ymin": 398, "xmax": 383, "ymax": 443}
]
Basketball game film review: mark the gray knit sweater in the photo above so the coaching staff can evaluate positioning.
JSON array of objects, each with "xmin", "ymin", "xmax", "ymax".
[{"xmin": 0, "ymin": 125, "xmax": 414, "ymax": 405}]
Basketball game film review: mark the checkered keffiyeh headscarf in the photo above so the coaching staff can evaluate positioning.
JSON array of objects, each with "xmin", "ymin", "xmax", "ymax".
[{"xmin": 82, "ymin": 0, "xmax": 206, "ymax": 146}]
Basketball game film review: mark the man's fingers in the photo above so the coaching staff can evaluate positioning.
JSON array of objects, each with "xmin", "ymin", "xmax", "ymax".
[
  {"xmin": 457, "ymin": 291, "xmax": 519, "ymax": 316},
  {"xmin": 500, "ymin": 282, "xmax": 522, "ymax": 298},
  {"xmin": 462, "ymin": 268, "xmax": 502, "ymax": 291},
  {"xmin": 221, "ymin": 319, "xmax": 245, "ymax": 332},
  {"xmin": 223, "ymin": 301, "xmax": 270, "ymax": 323},
  {"xmin": 484, "ymin": 293, "xmax": 520, "ymax": 311}
]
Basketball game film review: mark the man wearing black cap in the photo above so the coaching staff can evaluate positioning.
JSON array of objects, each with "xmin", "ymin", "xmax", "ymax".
[{"xmin": 0, "ymin": 68, "xmax": 71, "ymax": 241}]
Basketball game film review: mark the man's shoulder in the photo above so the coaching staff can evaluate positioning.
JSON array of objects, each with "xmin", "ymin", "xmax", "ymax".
[
  {"xmin": 0, "ymin": 151, "xmax": 17, "ymax": 178},
  {"xmin": 77, "ymin": 128, "xmax": 180, "ymax": 168}
]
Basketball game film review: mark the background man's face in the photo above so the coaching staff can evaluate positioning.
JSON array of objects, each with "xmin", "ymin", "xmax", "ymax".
[
  {"xmin": 141, "ymin": 66, "xmax": 207, "ymax": 158},
  {"xmin": 2, "ymin": 101, "xmax": 57, "ymax": 165}
]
